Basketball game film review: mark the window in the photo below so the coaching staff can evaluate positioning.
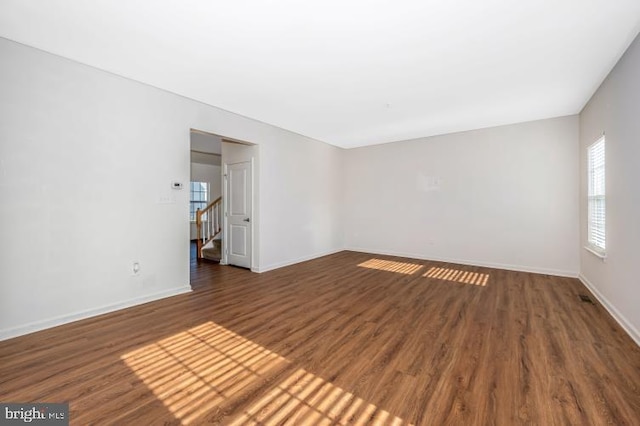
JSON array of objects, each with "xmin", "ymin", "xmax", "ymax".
[
  {"xmin": 587, "ymin": 136, "xmax": 605, "ymax": 253},
  {"xmin": 190, "ymin": 181, "xmax": 208, "ymax": 221}
]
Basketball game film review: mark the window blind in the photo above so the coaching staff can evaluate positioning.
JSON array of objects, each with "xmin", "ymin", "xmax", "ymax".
[{"xmin": 587, "ymin": 137, "xmax": 605, "ymax": 252}]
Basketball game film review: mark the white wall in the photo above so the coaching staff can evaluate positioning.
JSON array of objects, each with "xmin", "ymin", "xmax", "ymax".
[
  {"xmin": 257, "ymin": 136, "xmax": 344, "ymax": 271},
  {"xmin": 190, "ymin": 162, "xmax": 222, "ymax": 240},
  {"xmin": 344, "ymin": 116, "xmax": 580, "ymax": 276},
  {"xmin": 191, "ymin": 163, "xmax": 222, "ymax": 200},
  {"xmin": 579, "ymin": 33, "xmax": 640, "ymax": 345},
  {"xmin": 0, "ymin": 38, "xmax": 344, "ymax": 339},
  {"xmin": 191, "ymin": 132, "xmax": 222, "ymax": 154}
]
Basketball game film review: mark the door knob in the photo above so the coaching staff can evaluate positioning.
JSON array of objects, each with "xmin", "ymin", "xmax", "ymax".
[{"xmin": 243, "ymin": 218, "xmax": 250, "ymax": 222}]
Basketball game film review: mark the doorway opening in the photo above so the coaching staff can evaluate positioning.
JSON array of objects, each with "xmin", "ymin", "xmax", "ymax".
[{"xmin": 189, "ymin": 129, "xmax": 258, "ymax": 275}]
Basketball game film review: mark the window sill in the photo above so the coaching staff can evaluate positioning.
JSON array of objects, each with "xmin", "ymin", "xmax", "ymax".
[{"xmin": 584, "ymin": 245, "xmax": 607, "ymax": 261}]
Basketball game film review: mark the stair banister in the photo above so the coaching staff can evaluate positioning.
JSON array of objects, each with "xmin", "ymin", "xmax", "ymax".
[{"xmin": 196, "ymin": 196, "xmax": 222, "ymax": 260}]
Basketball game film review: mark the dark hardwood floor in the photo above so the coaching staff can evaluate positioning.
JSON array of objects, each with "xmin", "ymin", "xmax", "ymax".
[{"xmin": 1, "ymin": 251, "xmax": 639, "ymax": 425}]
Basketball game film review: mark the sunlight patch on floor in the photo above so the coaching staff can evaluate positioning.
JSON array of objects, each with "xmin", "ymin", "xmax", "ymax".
[
  {"xmin": 358, "ymin": 258, "xmax": 424, "ymax": 275},
  {"xmin": 122, "ymin": 322, "xmax": 288, "ymax": 423},
  {"xmin": 229, "ymin": 367, "xmax": 409, "ymax": 425},
  {"xmin": 424, "ymin": 266, "xmax": 489, "ymax": 286},
  {"xmin": 122, "ymin": 321, "xmax": 410, "ymax": 425}
]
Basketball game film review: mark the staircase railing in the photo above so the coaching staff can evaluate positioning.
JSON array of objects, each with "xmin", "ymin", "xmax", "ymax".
[{"xmin": 196, "ymin": 196, "xmax": 222, "ymax": 260}]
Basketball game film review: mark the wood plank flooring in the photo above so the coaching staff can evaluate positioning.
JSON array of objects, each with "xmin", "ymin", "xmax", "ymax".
[{"xmin": 1, "ymin": 251, "xmax": 640, "ymax": 425}]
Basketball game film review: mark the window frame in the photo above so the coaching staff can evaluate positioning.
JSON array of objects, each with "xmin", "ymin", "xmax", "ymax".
[
  {"xmin": 190, "ymin": 181, "xmax": 209, "ymax": 222},
  {"xmin": 586, "ymin": 135, "xmax": 606, "ymax": 257}
]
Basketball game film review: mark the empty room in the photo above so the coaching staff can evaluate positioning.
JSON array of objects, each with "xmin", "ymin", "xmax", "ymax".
[{"xmin": 1, "ymin": 1, "xmax": 640, "ymax": 425}]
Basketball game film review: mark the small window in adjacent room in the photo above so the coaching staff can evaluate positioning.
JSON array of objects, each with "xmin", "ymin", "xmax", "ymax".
[
  {"xmin": 190, "ymin": 181, "xmax": 208, "ymax": 222},
  {"xmin": 587, "ymin": 136, "xmax": 606, "ymax": 255}
]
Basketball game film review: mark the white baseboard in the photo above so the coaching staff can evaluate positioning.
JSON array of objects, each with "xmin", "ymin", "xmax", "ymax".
[
  {"xmin": 0, "ymin": 286, "xmax": 192, "ymax": 341},
  {"xmin": 578, "ymin": 274, "xmax": 640, "ymax": 347},
  {"xmin": 345, "ymin": 247, "xmax": 579, "ymax": 278},
  {"xmin": 254, "ymin": 248, "xmax": 344, "ymax": 273}
]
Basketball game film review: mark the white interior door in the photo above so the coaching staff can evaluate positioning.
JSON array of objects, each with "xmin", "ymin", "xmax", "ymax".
[{"xmin": 227, "ymin": 161, "xmax": 252, "ymax": 268}]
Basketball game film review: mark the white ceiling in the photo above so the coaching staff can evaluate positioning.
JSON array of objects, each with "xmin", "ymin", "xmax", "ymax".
[{"xmin": 1, "ymin": 1, "xmax": 639, "ymax": 148}]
